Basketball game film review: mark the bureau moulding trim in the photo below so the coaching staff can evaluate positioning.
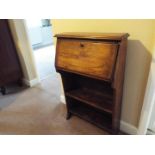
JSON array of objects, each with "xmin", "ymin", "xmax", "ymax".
[
  {"xmin": 23, "ymin": 78, "xmax": 40, "ymax": 87},
  {"xmin": 60, "ymin": 94, "xmax": 138, "ymax": 135}
]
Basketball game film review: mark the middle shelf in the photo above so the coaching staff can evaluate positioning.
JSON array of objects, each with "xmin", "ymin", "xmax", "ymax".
[{"xmin": 66, "ymin": 87, "xmax": 113, "ymax": 114}]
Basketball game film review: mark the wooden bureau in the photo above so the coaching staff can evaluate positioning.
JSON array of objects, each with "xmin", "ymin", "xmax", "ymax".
[{"xmin": 55, "ymin": 32, "xmax": 129, "ymax": 134}]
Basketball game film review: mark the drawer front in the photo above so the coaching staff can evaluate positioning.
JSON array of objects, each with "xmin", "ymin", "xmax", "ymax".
[{"xmin": 56, "ymin": 39, "xmax": 118, "ymax": 80}]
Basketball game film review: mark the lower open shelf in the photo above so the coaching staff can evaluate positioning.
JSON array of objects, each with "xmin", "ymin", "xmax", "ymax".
[
  {"xmin": 67, "ymin": 98, "xmax": 113, "ymax": 133},
  {"xmin": 66, "ymin": 87, "xmax": 113, "ymax": 114}
]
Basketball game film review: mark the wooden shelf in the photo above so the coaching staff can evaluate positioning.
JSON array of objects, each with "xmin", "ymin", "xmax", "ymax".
[
  {"xmin": 66, "ymin": 87, "xmax": 113, "ymax": 114},
  {"xmin": 69, "ymin": 103, "xmax": 113, "ymax": 133},
  {"xmin": 57, "ymin": 68, "xmax": 112, "ymax": 82}
]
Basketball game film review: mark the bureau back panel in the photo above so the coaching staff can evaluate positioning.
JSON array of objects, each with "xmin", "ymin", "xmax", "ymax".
[{"xmin": 56, "ymin": 39, "xmax": 118, "ymax": 80}]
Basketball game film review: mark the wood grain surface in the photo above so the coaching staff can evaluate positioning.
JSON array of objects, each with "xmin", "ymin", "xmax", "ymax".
[{"xmin": 56, "ymin": 39, "xmax": 118, "ymax": 80}]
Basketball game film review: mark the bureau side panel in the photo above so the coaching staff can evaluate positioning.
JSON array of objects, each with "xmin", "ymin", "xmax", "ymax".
[{"xmin": 112, "ymin": 38, "xmax": 128, "ymax": 133}]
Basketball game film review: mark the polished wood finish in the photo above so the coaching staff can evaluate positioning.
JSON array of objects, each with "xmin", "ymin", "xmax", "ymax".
[
  {"xmin": 55, "ymin": 33, "xmax": 129, "ymax": 134},
  {"xmin": 56, "ymin": 39, "xmax": 118, "ymax": 81},
  {"xmin": 0, "ymin": 20, "xmax": 23, "ymax": 94},
  {"xmin": 55, "ymin": 32, "xmax": 129, "ymax": 41}
]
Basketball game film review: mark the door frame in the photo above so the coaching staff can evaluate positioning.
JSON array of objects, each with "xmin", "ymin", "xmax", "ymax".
[{"xmin": 9, "ymin": 19, "xmax": 40, "ymax": 85}]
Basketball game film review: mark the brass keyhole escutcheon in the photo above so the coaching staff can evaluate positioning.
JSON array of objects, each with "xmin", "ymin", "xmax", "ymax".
[{"xmin": 80, "ymin": 43, "xmax": 84, "ymax": 47}]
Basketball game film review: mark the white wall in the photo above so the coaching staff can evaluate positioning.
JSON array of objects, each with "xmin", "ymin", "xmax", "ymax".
[{"xmin": 8, "ymin": 19, "xmax": 39, "ymax": 85}]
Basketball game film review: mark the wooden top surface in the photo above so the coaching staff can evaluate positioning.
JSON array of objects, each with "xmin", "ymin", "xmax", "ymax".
[{"xmin": 54, "ymin": 32, "xmax": 129, "ymax": 41}]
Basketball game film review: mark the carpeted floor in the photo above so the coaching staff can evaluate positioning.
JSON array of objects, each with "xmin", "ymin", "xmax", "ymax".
[
  {"xmin": 33, "ymin": 45, "xmax": 56, "ymax": 80},
  {"xmin": 0, "ymin": 75, "xmax": 109, "ymax": 135}
]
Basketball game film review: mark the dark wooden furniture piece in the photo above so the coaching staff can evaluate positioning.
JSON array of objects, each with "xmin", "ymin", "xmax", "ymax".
[
  {"xmin": 55, "ymin": 32, "xmax": 129, "ymax": 134},
  {"xmin": 0, "ymin": 20, "xmax": 23, "ymax": 95}
]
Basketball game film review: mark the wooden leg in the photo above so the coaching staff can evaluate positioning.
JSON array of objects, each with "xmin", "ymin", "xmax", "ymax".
[
  {"xmin": 66, "ymin": 112, "xmax": 72, "ymax": 120},
  {"xmin": 17, "ymin": 79, "xmax": 23, "ymax": 87},
  {"xmin": 1, "ymin": 86, "xmax": 6, "ymax": 95}
]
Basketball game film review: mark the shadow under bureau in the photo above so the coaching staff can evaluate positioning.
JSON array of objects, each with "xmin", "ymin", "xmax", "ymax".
[{"xmin": 55, "ymin": 33, "xmax": 129, "ymax": 134}]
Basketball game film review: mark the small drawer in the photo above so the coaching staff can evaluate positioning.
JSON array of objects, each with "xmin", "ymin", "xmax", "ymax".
[{"xmin": 56, "ymin": 39, "xmax": 118, "ymax": 81}]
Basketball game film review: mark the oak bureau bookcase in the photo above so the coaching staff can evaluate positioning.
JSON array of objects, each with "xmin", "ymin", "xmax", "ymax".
[{"xmin": 55, "ymin": 32, "xmax": 129, "ymax": 134}]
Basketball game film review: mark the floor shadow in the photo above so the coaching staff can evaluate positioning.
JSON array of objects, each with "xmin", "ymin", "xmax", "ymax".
[
  {"xmin": 0, "ymin": 84, "xmax": 29, "ymax": 109},
  {"xmin": 0, "ymin": 83, "xmax": 28, "ymax": 95}
]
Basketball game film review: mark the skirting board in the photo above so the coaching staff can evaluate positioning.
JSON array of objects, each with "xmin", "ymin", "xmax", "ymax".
[
  {"xmin": 23, "ymin": 78, "xmax": 40, "ymax": 87},
  {"xmin": 60, "ymin": 94, "xmax": 138, "ymax": 135},
  {"xmin": 147, "ymin": 129, "xmax": 155, "ymax": 135},
  {"xmin": 60, "ymin": 95, "xmax": 66, "ymax": 104},
  {"xmin": 120, "ymin": 121, "xmax": 137, "ymax": 135}
]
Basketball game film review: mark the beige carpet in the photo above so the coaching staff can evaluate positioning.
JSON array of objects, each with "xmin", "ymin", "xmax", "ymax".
[{"xmin": 0, "ymin": 75, "xmax": 108, "ymax": 135}]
